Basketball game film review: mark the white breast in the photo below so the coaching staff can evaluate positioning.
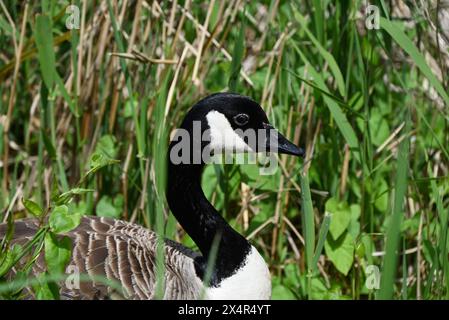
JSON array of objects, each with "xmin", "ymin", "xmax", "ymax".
[{"xmin": 205, "ymin": 246, "xmax": 271, "ymax": 300}]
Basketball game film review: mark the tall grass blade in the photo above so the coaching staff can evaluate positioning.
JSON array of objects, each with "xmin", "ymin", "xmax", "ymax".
[
  {"xmin": 431, "ymin": 180, "xmax": 449, "ymax": 298},
  {"xmin": 380, "ymin": 17, "xmax": 449, "ymax": 107},
  {"xmin": 312, "ymin": 213, "xmax": 331, "ymax": 273},
  {"xmin": 291, "ymin": 42, "xmax": 362, "ymax": 166},
  {"xmin": 299, "ymin": 172, "xmax": 315, "ymax": 298},
  {"xmin": 312, "ymin": 0, "xmax": 324, "ymax": 44},
  {"xmin": 228, "ymin": 9, "xmax": 246, "ymax": 92},
  {"xmin": 293, "ymin": 10, "xmax": 346, "ymax": 97},
  {"xmin": 378, "ymin": 111, "xmax": 410, "ymax": 299},
  {"xmin": 152, "ymin": 74, "xmax": 171, "ymax": 300},
  {"xmin": 34, "ymin": 14, "xmax": 55, "ymax": 90}
]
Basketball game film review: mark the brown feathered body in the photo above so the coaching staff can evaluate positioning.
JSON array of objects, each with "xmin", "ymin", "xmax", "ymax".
[{"xmin": 0, "ymin": 216, "xmax": 204, "ymax": 299}]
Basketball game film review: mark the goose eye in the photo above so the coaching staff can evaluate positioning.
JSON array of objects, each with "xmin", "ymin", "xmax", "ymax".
[{"xmin": 233, "ymin": 113, "xmax": 249, "ymax": 126}]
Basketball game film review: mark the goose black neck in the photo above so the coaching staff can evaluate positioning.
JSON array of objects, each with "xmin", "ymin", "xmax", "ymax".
[{"xmin": 166, "ymin": 160, "xmax": 251, "ymax": 284}]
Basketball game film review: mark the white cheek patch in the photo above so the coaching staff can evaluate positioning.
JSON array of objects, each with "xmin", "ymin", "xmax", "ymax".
[{"xmin": 206, "ymin": 110, "xmax": 253, "ymax": 153}]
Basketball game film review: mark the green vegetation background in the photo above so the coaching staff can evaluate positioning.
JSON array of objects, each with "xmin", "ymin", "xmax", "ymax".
[{"xmin": 0, "ymin": 0, "xmax": 448, "ymax": 299}]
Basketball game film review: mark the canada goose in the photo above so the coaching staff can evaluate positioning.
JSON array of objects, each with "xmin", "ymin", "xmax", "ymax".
[{"xmin": 0, "ymin": 93, "xmax": 304, "ymax": 300}]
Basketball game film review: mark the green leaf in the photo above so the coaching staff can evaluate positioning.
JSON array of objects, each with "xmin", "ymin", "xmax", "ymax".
[
  {"xmin": 240, "ymin": 163, "xmax": 280, "ymax": 192},
  {"xmin": 325, "ymin": 231, "xmax": 355, "ymax": 276},
  {"xmin": 326, "ymin": 197, "xmax": 351, "ymax": 240},
  {"xmin": 247, "ymin": 200, "xmax": 274, "ymax": 235},
  {"xmin": 96, "ymin": 195, "xmax": 123, "ymax": 219},
  {"xmin": 358, "ymin": 109, "xmax": 389, "ymax": 147},
  {"xmin": 23, "ymin": 199, "xmax": 43, "ymax": 218},
  {"xmin": 32, "ymin": 273, "xmax": 59, "ymax": 300},
  {"xmin": 271, "ymin": 284, "xmax": 297, "ymax": 300},
  {"xmin": 124, "ymin": 97, "xmax": 138, "ymax": 118},
  {"xmin": 348, "ymin": 204, "xmax": 361, "ymax": 240},
  {"xmin": 95, "ymin": 135, "xmax": 119, "ymax": 159},
  {"xmin": 283, "ymin": 264, "xmax": 301, "ymax": 289},
  {"xmin": 373, "ymin": 178, "xmax": 389, "ymax": 213},
  {"xmin": 49, "ymin": 205, "xmax": 82, "ymax": 234},
  {"xmin": 34, "ymin": 14, "xmax": 56, "ymax": 89},
  {"xmin": 310, "ymin": 278, "xmax": 331, "ymax": 300},
  {"xmin": 44, "ymin": 232, "xmax": 72, "ymax": 274},
  {"xmin": 83, "ymin": 153, "xmax": 120, "ymax": 180}
]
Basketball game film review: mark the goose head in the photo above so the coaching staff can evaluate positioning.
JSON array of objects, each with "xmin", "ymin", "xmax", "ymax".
[
  {"xmin": 166, "ymin": 93, "xmax": 304, "ymax": 299},
  {"xmin": 169, "ymin": 92, "xmax": 305, "ymax": 165}
]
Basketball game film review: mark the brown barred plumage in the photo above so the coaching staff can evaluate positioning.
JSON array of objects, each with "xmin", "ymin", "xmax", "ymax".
[{"xmin": 0, "ymin": 216, "xmax": 204, "ymax": 300}]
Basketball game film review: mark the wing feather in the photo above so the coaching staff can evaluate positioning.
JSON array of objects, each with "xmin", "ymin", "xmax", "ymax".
[{"xmin": 0, "ymin": 216, "xmax": 203, "ymax": 300}]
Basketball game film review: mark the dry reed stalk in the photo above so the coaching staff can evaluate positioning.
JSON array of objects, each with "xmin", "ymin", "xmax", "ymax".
[{"xmin": 192, "ymin": 0, "xmax": 216, "ymax": 86}]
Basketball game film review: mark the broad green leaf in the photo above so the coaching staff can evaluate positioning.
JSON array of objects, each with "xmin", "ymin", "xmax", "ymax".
[
  {"xmin": 95, "ymin": 135, "xmax": 119, "ymax": 159},
  {"xmin": 240, "ymin": 163, "xmax": 280, "ymax": 192},
  {"xmin": 310, "ymin": 278, "xmax": 331, "ymax": 300},
  {"xmin": 380, "ymin": 17, "xmax": 449, "ymax": 107},
  {"xmin": 325, "ymin": 231, "xmax": 355, "ymax": 276},
  {"xmin": 247, "ymin": 200, "xmax": 275, "ymax": 235},
  {"xmin": 271, "ymin": 284, "xmax": 297, "ymax": 300},
  {"xmin": 124, "ymin": 97, "xmax": 138, "ymax": 118},
  {"xmin": 249, "ymin": 67, "xmax": 268, "ymax": 91},
  {"xmin": 32, "ymin": 273, "xmax": 59, "ymax": 300},
  {"xmin": 23, "ymin": 199, "xmax": 43, "ymax": 218},
  {"xmin": 49, "ymin": 205, "xmax": 82, "ymax": 234},
  {"xmin": 348, "ymin": 204, "xmax": 361, "ymax": 240},
  {"xmin": 96, "ymin": 195, "xmax": 123, "ymax": 219},
  {"xmin": 44, "ymin": 232, "xmax": 72, "ymax": 274},
  {"xmin": 368, "ymin": 110, "xmax": 390, "ymax": 147},
  {"xmin": 34, "ymin": 14, "xmax": 56, "ymax": 89},
  {"xmin": 374, "ymin": 178, "xmax": 389, "ymax": 213},
  {"xmin": 283, "ymin": 264, "xmax": 301, "ymax": 289},
  {"xmin": 326, "ymin": 198, "xmax": 351, "ymax": 240},
  {"xmin": 83, "ymin": 153, "xmax": 120, "ymax": 180}
]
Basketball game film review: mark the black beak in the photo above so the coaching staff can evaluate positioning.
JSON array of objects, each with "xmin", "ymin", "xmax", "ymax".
[{"xmin": 263, "ymin": 123, "xmax": 305, "ymax": 157}]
